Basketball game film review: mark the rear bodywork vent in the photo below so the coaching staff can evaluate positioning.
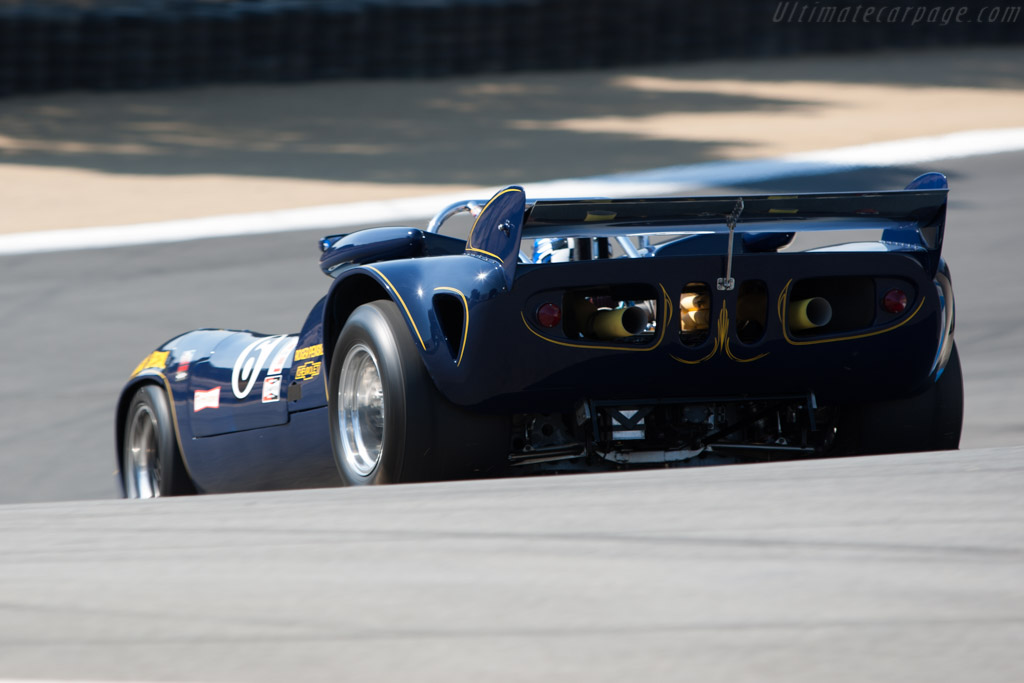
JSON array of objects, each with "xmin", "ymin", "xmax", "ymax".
[
  {"xmin": 433, "ymin": 293, "xmax": 466, "ymax": 363},
  {"xmin": 679, "ymin": 282, "xmax": 710, "ymax": 347},
  {"xmin": 523, "ymin": 283, "xmax": 660, "ymax": 345},
  {"xmin": 788, "ymin": 276, "xmax": 874, "ymax": 337},
  {"xmin": 562, "ymin": 284, "xmax": 658, "ymax": 343},
  {"xmin": 736, "ymin": 280, "xmax": 768, "ymax": 344}
]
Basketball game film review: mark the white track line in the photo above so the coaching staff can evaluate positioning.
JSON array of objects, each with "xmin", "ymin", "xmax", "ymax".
[{"xmin": 3, "ymin": 127, "xmax": 1023, "ymax": 256}]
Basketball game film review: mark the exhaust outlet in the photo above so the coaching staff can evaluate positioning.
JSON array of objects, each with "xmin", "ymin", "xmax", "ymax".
[
  {"xmin": 680, "ymin": 291, "xmax": 711, "ymax": 332},
  {"xmin": 589, "ymin": 306, "xmax": 649, "ymax": 339},
  {"xmin": 681, "ymin": 308, "xmax": 710, "ymax": 331},
  {"xmin": 788, "ymin": 297, "xmax": 832, "ymax": 331}
]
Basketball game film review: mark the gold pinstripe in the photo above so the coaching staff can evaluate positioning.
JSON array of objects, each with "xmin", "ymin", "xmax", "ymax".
[
  {"xmin": 725, "ymin": 338, "xmax": 770, "ymax": 363},
  {"xmin": 467, "ymin": 187, "xmax": 521, "ymax": 253},
  {"xmin": 777, "ymin": 278, "xmax": 925, "ymax": 346},
  {"xmin": 670, "ymin": 345, "xmax": 717, "ymax": 365},
  {"xmin": 433, "ymin": 286, "xmax": 470, "ymax": 366},
  {"xmin": 129, "ymin": 370, "xmax": 195, "ymax": 484},
  {"xmin": 365, "ymin": 266, "xmax": 427, "ymax": 350},
  {"xmin": 521, "ymin": 284, "xmax": 672, "ymax": 352},
  {"xmin": 670, "ymin": 300, "xmax": 769, "ymax": 365},
  {"xmin": 466, "ymin": 247, "xmax": 504, "ymax": 263}
]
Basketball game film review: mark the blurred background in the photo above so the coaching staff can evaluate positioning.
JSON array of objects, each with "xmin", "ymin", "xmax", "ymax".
[
  {"xmin": 0, "ymin": 0, "xmax": 1020, "ymax": 94},
  {"xmin": 1, "ymin": 0, "xmax": 1022, "ymax": 232}
]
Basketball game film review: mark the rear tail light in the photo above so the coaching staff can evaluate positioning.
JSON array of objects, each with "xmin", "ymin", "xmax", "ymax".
[
  {"xmin": 536, "ymin": 303, "xmax": 562, "ymax": 328},
  {"xmin": 882, "ymin": 289, "xmax": 908, "ymax": 314}
]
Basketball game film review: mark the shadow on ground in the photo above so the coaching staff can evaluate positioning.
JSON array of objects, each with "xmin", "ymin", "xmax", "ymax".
[{"xmin": 1, "ymin": 47, "xmax": 1021, "ymax": 186}]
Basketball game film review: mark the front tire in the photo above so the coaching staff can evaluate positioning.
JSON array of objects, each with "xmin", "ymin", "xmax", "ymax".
[{"xmin": 122, "ymin": 384, "xmax": 194, "ymax": 498}]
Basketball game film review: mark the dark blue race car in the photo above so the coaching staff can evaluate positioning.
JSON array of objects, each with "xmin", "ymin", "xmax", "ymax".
[{"xmin": 116, "ymin": 173, "xmax": 962, "ymax": 497}]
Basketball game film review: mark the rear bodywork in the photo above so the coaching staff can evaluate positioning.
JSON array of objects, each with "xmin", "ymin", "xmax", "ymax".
[{"xmin": 118, "ymin": 174, "xmax": 957, "ymax": 491}]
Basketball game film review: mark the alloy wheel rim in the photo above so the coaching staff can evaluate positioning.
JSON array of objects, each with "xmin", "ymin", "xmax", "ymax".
[
  {"xmin": 338, "ymin": 344, "xmax": 386, "ymax": 477},
  {"xmin": 126, "ymin": 404, "xmax": 161, "ymax": 498}
]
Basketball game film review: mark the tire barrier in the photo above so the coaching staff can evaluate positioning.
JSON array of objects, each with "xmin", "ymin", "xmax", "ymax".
[{"xmin": 0, "ymin": 0, "xmax": 1020, "ymax": 97}]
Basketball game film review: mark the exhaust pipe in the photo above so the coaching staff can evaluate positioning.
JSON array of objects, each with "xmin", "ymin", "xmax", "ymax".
[
  {"xmin": 589, "ymin": 306, "xmax": 650, "ymax": 339},
  {"xmin": 680, "ymin": 292, "xmax": 710, "ymax": 332},
  {"xmin": 788, "ymin": 297, "xmax": 832, "ymax": 331},
  {"xmin": 680, "ymin": 293, "xmax": 708, "ymax": 311},
  {"xmin": 681, "ymin": 308, "xmax": 710, "ymax": 331}
]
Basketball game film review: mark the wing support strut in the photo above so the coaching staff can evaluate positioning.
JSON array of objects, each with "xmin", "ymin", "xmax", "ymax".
[{"xmin": 717, "ymin": 197, "xmax": 745, "ymax": 291}]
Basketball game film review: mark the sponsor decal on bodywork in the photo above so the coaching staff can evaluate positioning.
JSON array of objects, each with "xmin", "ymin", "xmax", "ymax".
[
  {"xmin": 262, "ymin": 376, "xmax": 282, "ymax": 403},
  {"xmin": 132, "ymin": 350, "xmax": 169, "ymax": 376},
  {"xmin": 194, "ymin": 387, "xmax": 221, "ymax": 412},
  {"xmin": 231, "ymin": 335, "xmax": 288, "ymax": 400},
  {"xmin": 175, "ymin": 349, "xmax": 196, "ymax": 381},
  {"xmin": 295, "ymin": 361, "xmax": 321, "ymax": 382},
  {"xmin": 294, "ymin": 344, "xmax": 323, "ymax": 361},
  {"xmin": 268, "ymin": 338, "xmax": 299, "ymax": 375}
]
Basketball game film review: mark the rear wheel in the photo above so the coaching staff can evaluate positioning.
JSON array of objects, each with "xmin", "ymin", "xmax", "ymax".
[
  {"xmin": 122, "ymin": 384, "xmax": 194, "ymax": 498},
  {"xmin": 328, "ymin": 300, "xmax": 508, "ymax": 485},
  {"xmin": 837, "ymin": 342, "xmax": 964, "ymax": 455}
]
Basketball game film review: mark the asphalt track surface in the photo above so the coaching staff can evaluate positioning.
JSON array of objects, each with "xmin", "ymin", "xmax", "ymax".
[
  {"xmin": 0, "ymin": 151, "xmax": 1022, "ymax": 680},
  {"xmin": 0, "ymin": 448, "xmax": 1022, "ymax": 682}
]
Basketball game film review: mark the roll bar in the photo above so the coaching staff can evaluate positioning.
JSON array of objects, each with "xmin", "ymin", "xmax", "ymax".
[
  {"xmin": 427, "ymin": 198, "xmax": 642, "ymax": 260},
  {"xmin": 425, "ymin": 200, "xmax": 486, "ymax": 234}
]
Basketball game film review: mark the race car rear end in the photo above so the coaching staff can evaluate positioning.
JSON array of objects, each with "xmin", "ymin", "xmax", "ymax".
[{"xmin": 420, "ymin": 174, "xmax": 960, "ymax": 470}]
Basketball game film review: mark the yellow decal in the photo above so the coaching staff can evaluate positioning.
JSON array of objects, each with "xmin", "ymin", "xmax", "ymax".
[
  {"xmin": 131, "ymin": 350, "xmax": 169, "ymax": 377},
  {"xmin": 294, "ymin": 344, "xmax": 323, "ymax": 361},
  {"xmin": 295, "ymin": 361, "xmax": 322, "ymax": 382},
  {"xmin": 584, "ymin": 210, "xmax": 617, "ymax": 222}
]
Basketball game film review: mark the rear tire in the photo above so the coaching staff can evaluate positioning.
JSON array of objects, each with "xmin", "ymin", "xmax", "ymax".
[
  {"xmin": 838, "ymin": 342, "xmax": 964, "ymax": 455},
  {"xmin": 327, "ymin": 300, "xmax": 509, "ymax": 485},
  {"xmin": 122, "ymin": 384, "xmax": 194, "ymax": 498},
  {"xmin": 327, "ymin": 300, "xmax": 440, "ymax": 485}
]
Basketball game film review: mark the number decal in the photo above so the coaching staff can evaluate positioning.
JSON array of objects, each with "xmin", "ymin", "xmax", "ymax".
[{"xmin": 231, "ymin": 335, "xmax": 287, "ymax": 400}]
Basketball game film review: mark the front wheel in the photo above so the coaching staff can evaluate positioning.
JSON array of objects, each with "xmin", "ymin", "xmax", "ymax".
[{"xmin": 121, "ymin": 384, "xmax": 195, "ymax": 498}]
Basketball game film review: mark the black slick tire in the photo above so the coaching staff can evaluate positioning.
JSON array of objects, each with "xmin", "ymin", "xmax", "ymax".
[
  {"xmin": 327, "ymin": 300, "xmax": 509, "ymax": 486},
  {"xmin": 122, "ymin": 384, "xmax": 195, "ymax": 498},
  {"xmin": 838, "ymin": 342, "xmax": 964, "ymax": 455},
  {"xmin": 328, "ymin": 301, "xmax": 439, "ymax": 485}
]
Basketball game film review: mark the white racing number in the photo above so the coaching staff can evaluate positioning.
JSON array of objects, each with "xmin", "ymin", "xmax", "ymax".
[{"xmin": 231, "ymin": 335, "xmax": 287, "ymax": 400}]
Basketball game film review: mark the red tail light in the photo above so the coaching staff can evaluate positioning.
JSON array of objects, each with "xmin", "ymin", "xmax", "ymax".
[
  {"xmin": 536, "ymin": 303, "xmax": 562, "ymax": 328},
  {"xmin": 882, "ymin": 289, "xmax": 908, "ymax": 314}
]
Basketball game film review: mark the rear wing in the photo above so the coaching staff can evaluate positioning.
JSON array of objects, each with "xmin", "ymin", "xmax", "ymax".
[
  {"xmin": 524, "ymin": 187, "xmax": 947, "ymax": 248},
  {"xmin": 426, "ymin": 173, "xmax": 950, "ymax": 285}
]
